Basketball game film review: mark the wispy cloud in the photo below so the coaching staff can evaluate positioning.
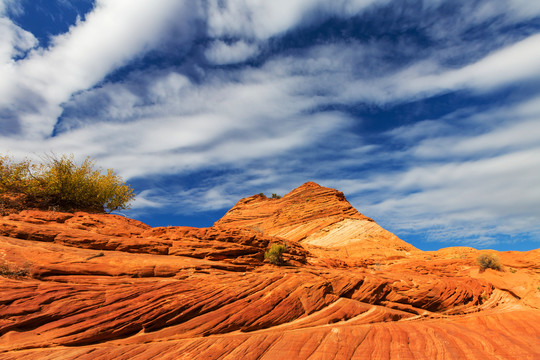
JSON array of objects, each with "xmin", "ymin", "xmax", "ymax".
[
  {"xmin": 1, "ymin": 62, "xmax": 352, "ymax": 178},
  {"xmin": 0, "ymin": 0, "xmax": 196, "ymax": 137},
  {"xmin": 340, "ymin": 98, "xmax": 540, "ymax": 246},
  {"xmin": 0, "ymin": 0, "xmax": 24, "ymax": 16},
  {"xmin": 205, "ymin": 40, "xmax": 259, "ymax": 65},
  {"xmin": 0, "ymin": 0, "xmax": 539, "ymax": 248},
  {"xmin": 205, "ymin": 0, "xmax": 385, "ymax": 41}
]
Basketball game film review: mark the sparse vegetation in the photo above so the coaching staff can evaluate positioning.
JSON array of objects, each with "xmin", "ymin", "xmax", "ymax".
[
  {"xmin": 265, "ymin": 243, "xmax": 287, "ymax": 265},
  {"xmin": 271, "ymin": 193, "xmax": 282, "ymax": 199},
  {"xmin": 0, "ymin": 261, "xmax": 30, "ymax": 278},
  {"xmin": 0, "ymin": 154, "xmax": 134, "ymax": 213},
  {"xmin": 477, "ymin": 253, "xmax": 502, "ymax": 271}
]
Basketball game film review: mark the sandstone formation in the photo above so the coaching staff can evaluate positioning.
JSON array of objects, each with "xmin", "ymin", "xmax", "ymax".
[{"xmin": 0, "ymin": 182, "xmax": 539, "ymax": 359}]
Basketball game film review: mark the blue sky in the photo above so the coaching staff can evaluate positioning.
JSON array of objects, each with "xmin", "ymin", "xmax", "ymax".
[{"xmin": 1, "ymin": 0, "xmax": 539, "ymax": 251}]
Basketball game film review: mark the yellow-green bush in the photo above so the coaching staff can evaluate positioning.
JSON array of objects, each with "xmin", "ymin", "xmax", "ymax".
[
  {"xmin": 477, "ymin": 253, "xmax": 502, "ymax": 271},
  {"xmin": 265, "ymin": 243, "xmax": 287, "ymax": 265},
  {"xmin": 0, "ymin": 156, "xmax": 33, "ymax": 194},
  {"xmin": 0, "ymin": 154, "xmax": 134, "ymax": 213}
]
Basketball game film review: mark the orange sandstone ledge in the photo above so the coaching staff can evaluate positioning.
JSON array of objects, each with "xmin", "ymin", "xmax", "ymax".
[{"xmin": 0, "ymin": 182, "xmax": 538, "ymax": 359}]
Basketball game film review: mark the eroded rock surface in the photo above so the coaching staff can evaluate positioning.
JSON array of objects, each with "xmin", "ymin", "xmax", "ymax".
[
  {"xmin": 0, "ymin": 182, "xmax": 538, "ymax": 359},
  {"xmin": 216, "ymin": 181, "xmax": 418, "ymax": 259}
]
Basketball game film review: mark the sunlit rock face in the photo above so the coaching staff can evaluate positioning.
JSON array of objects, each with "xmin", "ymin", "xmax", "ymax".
[
  {"xmin": 215, "ymin": 182, "xmax": 418, "ymax": 259},
  {"xmin": 1, "ymin": 182, "xmax": 539, "ymax": 359}
]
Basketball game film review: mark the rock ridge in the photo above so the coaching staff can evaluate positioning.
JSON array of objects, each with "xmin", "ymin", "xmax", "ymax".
[
  {"xmin": 216, "ymin": 182, "xmax": 418, "ymax": 257},
  {"xmin": 0, "ymin": 182, "xmax": 538, "ymax": 359}
]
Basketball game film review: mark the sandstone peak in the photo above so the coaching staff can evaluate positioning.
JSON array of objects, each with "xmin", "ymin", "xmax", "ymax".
[
  {"xmin": 238, "ymin": 181, "xmax": 345, "ymax": 203},
  {"xmin": 289, "ymin": 181, "xmax": 327, "ymax": 191},
  {"xmin": 284, "ymin": 181, "xmax": 348, "ymax": 201},
  {"xmin": 215, "ymin": 182, "xmax": 369, "ymax": 230},
  {"xmin": 215, "ymin": 182, "xmax": 418, "ymax": 256}
]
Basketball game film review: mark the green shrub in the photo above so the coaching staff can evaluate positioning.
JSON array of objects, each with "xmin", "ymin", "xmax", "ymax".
[
  {"xmin": 0, "ymin": 154, "xmax": 134, "ymax": 213},
  {"xmin": 477, "ymin": 253, "xmax": 502, "ymax": 271},
  {"xmin": 265, "ymin": 243, "xmax": 287, "ymax": 265},
  {"xmin": 271, "ymin": 193, "xmax": 282, "ymax": 199}
]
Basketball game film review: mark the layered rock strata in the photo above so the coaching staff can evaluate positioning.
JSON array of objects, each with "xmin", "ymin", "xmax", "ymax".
[{"xmin": 0, "ymin": 182, "xmax": 538, "ymax": 359}]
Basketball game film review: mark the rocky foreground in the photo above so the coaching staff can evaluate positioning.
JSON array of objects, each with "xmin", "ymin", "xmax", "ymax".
[{"xmin": 0, "ymin": 182, "xmax": 539, "ymax": 359}]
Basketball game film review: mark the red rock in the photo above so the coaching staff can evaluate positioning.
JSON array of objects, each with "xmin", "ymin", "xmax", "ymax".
[
  {"xmin": 0, "ymin": 182, "xmax": 538, "ymax": 359},
  {"xmin": 216, "ymin": 182, "xmax": 419, "ymax": 259}
]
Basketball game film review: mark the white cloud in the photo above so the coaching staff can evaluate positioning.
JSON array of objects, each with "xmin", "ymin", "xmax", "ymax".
[
  {"xmin": 207, "ymin": 0, "xmax": 313, "ymax": 40},
  {"xmin": 0, "ymin": 18, "xmax": 36, "ymax": 63},
  {"xmin": 3, "ymin": 0, "xmax": 537, "ymax": 139},
  {"xmin": 363, "ymin": 147, "xmax": 540, "ymax": 242},
  {"xmin": 225, "ymin": 31, "xmax": 540, "ymax": 112},
  {"xmin": 0, "ymin": 0, "xmax": 23, "ymax": 16},
  {"xmin": 0, "ymin": 0, "xmax": 197, "ymax": 138},
  {"xmin": 0, "ymin": 61, "xmax": 351, "ymax": 179},
  {"xmin": 0, "ymin": 0, "xmax": 539, "ymax": 247},
  {"xmin": 129, "ymin": 189, "xmax": 165, "ymax": 210},
  {"xmin": 206, "ymin": 0, "xmax": 383, "ymax": 40},
  {"xmin": 205, "ymin": 40, "xmax": 259, "ymax": 65},
  {"xmin": 205, "ymin": 0, "xmax": 539, "ymax": 44},
  {"xmin": 507, "ymin": 0, "xmax": 540, "ymax": 19},
  {"xmin": 328, "ymin": 32, "xmax": 540, "ymax": 105},
  {"xmin": 339, "ymin": 98, "xmax": 540, "ymax": 244},
  {"xmin": 438, "ymin": 33, "xmax": 540, "ymax": 90},
  {"xmin": 411, "ymin": 119, "xmax": 540, "ymax": 159}
]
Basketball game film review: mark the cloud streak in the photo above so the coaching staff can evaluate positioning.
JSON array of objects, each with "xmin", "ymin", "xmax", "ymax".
[
  {"xmin": 0, "ymin": 0, "xmax": 196, "ymax": 138},
  {"xmin": 0, "ymin": 0, "xmax": 539, "ymax": 248},
  {"xmin": 205, "ymin": 40, "xmax": 259, "ymax": 65},
  {"xmin": 340, "ymin": 97, "xmax": 540, "ymax": 246}
]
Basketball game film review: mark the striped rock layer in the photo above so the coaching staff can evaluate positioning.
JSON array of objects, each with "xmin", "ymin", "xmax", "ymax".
[{"xmin": 0, "ymin": 182, "xmax": 538, "ymax": 359}]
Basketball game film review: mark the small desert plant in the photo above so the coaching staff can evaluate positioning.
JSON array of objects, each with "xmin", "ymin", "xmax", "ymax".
[
  {"xmin": 271, "ymin": 193, "xmax": 282, "ymax": 199},
  {"xmin": 265, "ymin": 243, "xmax": 287, "ymax": 265},
  {"xmin": 0, "ymin": 262, "xmax": 30, "ymax": 278},
  {"xmin": 477, "ymin": 253, "xmax": 502, "ymax": 271},
  {"xmin": 0, "ymin": 154, "xmax": 134, "ymax": 213}
]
